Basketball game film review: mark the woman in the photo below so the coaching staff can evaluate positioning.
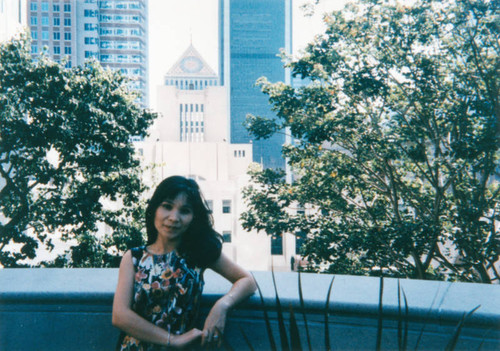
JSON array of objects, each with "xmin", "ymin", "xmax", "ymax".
[{"xmin": 112, "ymin": 176, "xmax": 257, "ymax": 350}]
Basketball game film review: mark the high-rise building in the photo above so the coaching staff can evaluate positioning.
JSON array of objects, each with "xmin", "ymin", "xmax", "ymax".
[
  {"xmin": 219, "ymin": 0, "xmax": 292, "ymax": 169},
  {"xmin": 154, "ymin": 44, "xmax": 223, "ymax": 143},
  {"xmin": 139, "ymin": 45, "xmax": 286, "ymax": 271},
  {"xmin": 26, "ymin": 0, "xmax": 148, "ymax": 106}
]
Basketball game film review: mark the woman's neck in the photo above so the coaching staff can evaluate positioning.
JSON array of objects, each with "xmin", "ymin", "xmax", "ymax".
[{"xmin": 148, "ymin": 239, "xmax": 179, "ymax": 255}]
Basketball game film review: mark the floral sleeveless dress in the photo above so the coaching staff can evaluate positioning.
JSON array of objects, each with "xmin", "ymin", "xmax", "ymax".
[{"xmin": 117, "ymin": 246, "xmax": 204, "ymax": 351}]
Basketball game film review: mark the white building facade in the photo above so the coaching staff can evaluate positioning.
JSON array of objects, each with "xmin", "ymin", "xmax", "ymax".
[{"xmin": 138, "ymin": 45, "xmax": 298, "ymax": 271}]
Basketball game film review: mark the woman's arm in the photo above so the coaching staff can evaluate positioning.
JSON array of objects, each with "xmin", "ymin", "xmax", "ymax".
[
  {"xmin": 202, "ymin": 253, "xmax": 257, "ymax": 346},
  {"xmin": 112, "ymin": 250, "xmax": 202, "ymax": 349}
]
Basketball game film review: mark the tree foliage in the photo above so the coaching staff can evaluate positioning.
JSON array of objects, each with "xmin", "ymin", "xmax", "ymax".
[
  {"xmin": 0, "ymin": 35, "xmax": 155, "ymax": 267},
  {"xmin": 242, "ymin": 0, "xmax": 499, "ymax": 282}
]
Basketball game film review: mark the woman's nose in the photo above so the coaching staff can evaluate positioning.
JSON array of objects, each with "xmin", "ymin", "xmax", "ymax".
[{"xmin": 168, "ymin": 209, "xmax": 180, "ymax": 221}]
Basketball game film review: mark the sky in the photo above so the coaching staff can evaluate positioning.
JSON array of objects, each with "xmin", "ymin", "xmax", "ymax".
[{"xmin": 147, "ymin": 0, "xmax": 348, "ymax": 110}]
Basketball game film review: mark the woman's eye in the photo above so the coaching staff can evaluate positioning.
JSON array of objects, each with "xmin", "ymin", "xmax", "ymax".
[
  {"xmin": 161, "ymin": 203, "xmax": 173, "ymax": 210},
  {"xmin": 180, "ymin": 208, "xmax": 192, "ymax": 215}
]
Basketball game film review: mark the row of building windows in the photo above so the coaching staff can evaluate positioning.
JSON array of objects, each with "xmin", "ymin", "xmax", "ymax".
[
  {"xmin": 166, "ymin": 79, "xmax": 218, "ymax": 90},
  {"xmin": 100, "ymin": 14, "xmax": 143, "ymax": 23},
  {"xmin": 182, "ymin": 126, "xmax": 204, "ymax": 133},
  {"xmin": 119, "ymin": 67, "xmax": 143, "ymax": 76},
  {"xmin": 84, "ymin": 9, "xmax": 97, "ymax": 17},
  {"xmin": 84, "ymin": 23, "xmax": 97, "ymax": 31},
  {"xmin": 180, "ymin": 104, "xmax": 205, "ymax": 142},
  {"xmin": 99, "ymin": 27, "xmax": 142, "ymax": 37},
  {"xmin": 30, "ymin": 2, "xmax": 71, "ymax": 12},
  {"xmin": 31, "ymin": 45, "xmax": 71, "ymax": 55},
  {"xmin": 100, "ymin": 54, "xmax": 144, "ymax": 63},
  {"xmin": 99, "ymin": 0, "xmax": 143, "ymax": 10},
  {"xmin": 234, "ymin": 150, "xmax": 246, "ymax": 158},
  {"xmin": 271, "ymin": 232, "xmax": 306, "ymax": 256},
  {"xmin": 100, "ymin": 40, "xmax": 143, "ymax": 50},
  {"xmin": 180, "ymin": 120, "xmax": 204, "ymax": 127},
  {"xmin": 30, "ymin": 16, "xmax": 71, "ymax": 26},
  {"xmin": 180, "ymin": 104, "xmax": 204, "ymax": 113},
  {"xmin": 127, "ymin": 80, "xmax": 146, "ymax": 91},
  {"xmin": 84, "ymin": 51, "xmax": 99, "ymax": 58},
  {"xmin": 84, "ymin": 37, "xmax": 98, "ymax": 45},
  {"xmin": 31, "ymin": 31, "xmax": 71, "ymax": 41},
  {"xmin": 205, "ymin": 200, "xmax": 232, "ymax": 214}
]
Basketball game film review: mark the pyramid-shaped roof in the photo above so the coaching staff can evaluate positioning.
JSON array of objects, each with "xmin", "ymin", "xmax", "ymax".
[{"xmin": 165, "ymin": 44, "xmax": 217, "ymax": 78}]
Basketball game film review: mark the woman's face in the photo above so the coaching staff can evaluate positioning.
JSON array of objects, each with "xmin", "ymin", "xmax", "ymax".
[{"xmin": 154, "ymin": 192, "xmax": 194, "ymax": 244}]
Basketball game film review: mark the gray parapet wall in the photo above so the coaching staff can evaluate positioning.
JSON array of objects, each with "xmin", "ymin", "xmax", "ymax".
[{"xmin": 0, "ymin": 268, "xmax": 498, "ymax": 350}]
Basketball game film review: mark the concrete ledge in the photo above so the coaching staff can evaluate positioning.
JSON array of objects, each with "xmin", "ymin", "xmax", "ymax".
[{"xmin": 0, "ymin": 269, "xmax": 499, "ymax": 350}]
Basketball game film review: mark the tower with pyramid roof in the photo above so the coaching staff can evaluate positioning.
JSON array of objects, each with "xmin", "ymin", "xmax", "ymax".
[
  {"xmin": 136, "ymin": 43, "xmax": 295, "ymax": 272},
  {"xmin": 151, "ymin": 44, "xmax": 228, "ymax": 143},
  {"xmin": 164, "ymin": 44, "xmax": 219, "ymax": 90}
]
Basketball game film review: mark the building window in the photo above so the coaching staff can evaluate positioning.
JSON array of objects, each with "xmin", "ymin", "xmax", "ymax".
[
  {"xmin": 40, "ymin": 2, "xmax": 48, "ymax": 11},
  {"xmin": 53, "ymin": 46, "xmax": 60, "ymax": 54},
  {"xmin": 41, "ymin": 30, "xmax": 49, "ymax": 40},
  {"xmin": 295, "ymin": 231, "xmax": 306, "ymax": 255},
  {"xmin": 222, "ymin": 200, "xmax": 231, "ymax": 214},
  {"xmin": 31, "ymin": 30, "xmax": 38, "ymax": 40},
  {"xmin": 84, "ymin": 51, "xmax": 98, "ymax": 58},
  {"xmin": 64, "ymin": 47, "xmax": 71, "ymax": 54},
  {"xmin": 65, "ymin": 61, "xmax": 72, "ymax": 68},
  {"xmin": 206, "ymin": 200, "xmax": 213, "ymax": 213},
  {"xmin": 223, "ymin": 231, "xmax": 232, "ymax": 243},
  {"xmin": 53, "ymin": 32, "xmax": 60, "ymax": 40},
  {"xmin": 84, "ymin": 37, "xmax": 97, "ymax": 45},
  {"xmin": 30, "ymin": 2, "xmax": 37, "ymax": 11},
  {"xmin": 84, "ymin": 23, "xmax": 95, "ymax": 31},
  {"xmin": 271, "ymin": 235, "xmax": 283, "ymax": 255},
  {"xmin": 53, "ymin": 18, "xmax": 60, "ymax": 26},
  {"xmin": 64, "ymin": 32, "xmax": 71, "ymax": 40},
  {"xmin": 31, "ymin": 45, "xmax": 38, "ymax": 54},
  {"xmin": 53, "ymin": 4, "xmax": 60, "ymax": 12},
  {"xmin": 100, "ymin": 0, "xmax": 112, "ymax": 8},
  {"xmin": 64, "ymin": 18, "xmax": 71, "ymax": 26},
  {"xmin": 84, "ymin": 9, "xmax": 97, "ymax": 17},
  {"xmin": 297, "ymin": 205, "xmax": 305, "ymax": 215},
  {"xmin": 30, "ymin": 16, "xmax": 37, "ymax": 25},
  {"xmin": 41, "ymin": 16, "xmax": 48, "ymax": 26},
  {"xmin": 64, "ymin": 4, "xmax": 71, "ymax": 12}
]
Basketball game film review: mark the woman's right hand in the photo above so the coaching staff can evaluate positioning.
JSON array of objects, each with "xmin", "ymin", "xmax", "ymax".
[{"xmin": 169, "ymin": 328, "xmax": 203, "ymax": 349}]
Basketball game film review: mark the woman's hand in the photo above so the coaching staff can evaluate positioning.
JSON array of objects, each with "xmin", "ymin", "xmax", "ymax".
[
  {"xmin": 170, "ymin": 328, "xmax": 203, "ymax": 349},
  {"xmin": 201, "ymin": 299, "xmax": 230, "ymax": 347}
]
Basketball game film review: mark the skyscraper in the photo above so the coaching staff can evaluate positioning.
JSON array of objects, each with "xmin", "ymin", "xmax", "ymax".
[
  {"xmin": 219, "ymin": 0, "xmax": 292, "ymax": 169},
  {"xmin": 27, "ymin": 0, "xmax": 148, "ymax": 106},
  {"xmin": 0, "ymin": 0, "xmax": 26, "ymax": 42}
]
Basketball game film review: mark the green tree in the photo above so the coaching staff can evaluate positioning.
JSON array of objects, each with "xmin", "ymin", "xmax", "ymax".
[
  {"xmin": 242, "ymin": 0, "xmax": 499, "ymax": 282},
  {"xmin": 0, "ymin": 35, "xmax": 155, "ymax": 267}
]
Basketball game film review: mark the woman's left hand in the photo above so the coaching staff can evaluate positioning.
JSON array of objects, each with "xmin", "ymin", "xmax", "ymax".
[{"xmin": 201, "ymin": 299, "xmax": 230, "ymax": 347}]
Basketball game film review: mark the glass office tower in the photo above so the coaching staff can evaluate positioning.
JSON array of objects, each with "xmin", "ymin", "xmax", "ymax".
[{"xmin": 219, "ymin": 0, "xmax": 292, "ymax": 169}]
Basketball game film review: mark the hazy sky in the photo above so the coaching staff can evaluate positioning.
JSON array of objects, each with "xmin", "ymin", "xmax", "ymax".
[{"xmin": 147, "ymin": 0, "xmax": 347, "ymax": 110}]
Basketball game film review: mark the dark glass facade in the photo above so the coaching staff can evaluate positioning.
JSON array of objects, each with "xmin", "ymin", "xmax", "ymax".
[{"xmin": 219, "ymin": 0, "xmax": 291, "ymax": 169}]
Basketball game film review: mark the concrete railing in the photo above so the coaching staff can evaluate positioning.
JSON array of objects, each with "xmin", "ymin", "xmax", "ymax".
[{"xmin": 0, "ymin": 268, "xmax": 499, "ymax": 350}]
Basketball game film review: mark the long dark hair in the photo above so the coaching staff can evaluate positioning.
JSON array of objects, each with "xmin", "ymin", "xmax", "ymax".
[{"xmin": 145, "ymin": 176, "xmax": 222, "ymax": 268}]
